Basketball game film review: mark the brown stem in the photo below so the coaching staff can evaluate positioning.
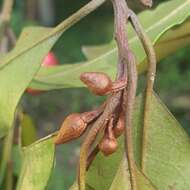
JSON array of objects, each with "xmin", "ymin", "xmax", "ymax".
[
  {"xmin": 86, "ymin": 145, "xmax": 99, "ymax": 170},
  {"xmin": 123, "ymin": 52, "xmax": 138, "ymax": 190},
  {"xmin": 0, "ymin": 0, "xmax": 14, "ymax": 40},
  {"xmin": 78, "ymin": 92, "xmax": 122, "ymax": 190},
  {"xmin": 5, "ymin": 26, "xmax": 16, "ymax": 46},
  {"xmin": 1, "ymin": 0, "xmax": 14, "ymax": 23},
  {"xmin": 86, "ymin": 58, "xmax": 125, "ymax": 170},
  {"xmin": 81, "ymin": 102, "xmax": 106, "ymax": 123},
  {"xmin": 112, "ymin": 0, "xmax": 138, "ymax": 189},
  {"xmin": 5, "ymin": 161, "xmax": 13, "ymax": 190},
  {"xmin": 129, "ymin": 9, "xmax": 156, "ymax": 171}
]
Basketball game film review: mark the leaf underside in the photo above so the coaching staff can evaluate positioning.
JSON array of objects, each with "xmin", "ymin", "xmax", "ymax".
[
  {"xmin": 16, "ymin": 138, "xmax": 55, "ymax": 190},
  {"xmin": 70, "ymin": 93, "xmax": 190, "ymax": 190},
  {"xmin": 30, "ymin": 0, "xmax": 190, "ymax": 90}
]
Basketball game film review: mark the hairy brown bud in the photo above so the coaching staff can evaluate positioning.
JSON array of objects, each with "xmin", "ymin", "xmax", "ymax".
[
  {"xmin": 54, "ymin": 113, "xmax": 87, "ymax": 145},
  {"xmin": 80, "ymin": 72, "xmax": 112, "ymax": 96}
]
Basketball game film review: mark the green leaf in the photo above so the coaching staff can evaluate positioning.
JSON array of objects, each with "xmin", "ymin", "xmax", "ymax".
[
  {"xmin": 0, "ymin": 127, "xmax": 14, "ymax": 186},
  {"xmin": 154, "ymin": 21, "xmax": 190, "ymax": 63},
  {"xmin": 70, "ymin": 93, "xmax": 190, "ymax": 189},
  {"xmin": 0, "ymin": 0, "xmax": 105, "ymax": 138},
  {"xmin": 30, "ymin": 0, "xmax": 190, "ymax": 90},
  {"xmin": 109, "ymin": 157, "xmax": 156, "ymax": 190},
  {"xmin": 16, "ymin": 138, "xmax": 55, "ymax": 190},
  {"xmin": 86, "ymin": 137, "xmax": 124, "ymax": 190},
  {"xmin": 137, "ymin": 94, "xmax": 190, "ymax": 189},
  {"xmin": 12, "ymin": 145, "xmax": 22, "ymax": 177},
  {"xmin": 0, "ymin": 26, "xmax": 60, "ymax": 138},
  {"xmin": 20, "ymin": 113, "xmax": 37, "ymax": 146}
]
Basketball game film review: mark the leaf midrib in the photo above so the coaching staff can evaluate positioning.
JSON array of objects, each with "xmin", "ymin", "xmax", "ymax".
[{"xmin": 34, "ymin": 0, "xmax": 190, "ymax": 81}]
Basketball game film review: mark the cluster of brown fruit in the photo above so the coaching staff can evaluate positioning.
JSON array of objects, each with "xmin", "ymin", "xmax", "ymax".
[{"xmin": 54, "ymin": 72, "xmax": 127, "ymax": 156}]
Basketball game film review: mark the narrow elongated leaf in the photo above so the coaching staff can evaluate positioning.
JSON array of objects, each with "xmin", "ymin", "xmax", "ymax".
[
  {"xmin": 16, "ymin": 138, "xmax": 55, "ymax": 190},
  {"xmin": 30, "ymin": 0, "xmax": 190, "ymax": 90},
  {"xmin": 154, "ymin": 21, "xmax": 190, "ymax": 62},
  {"xmin": 0, "ymin": 0, "xmax": 106, "ymax": 138},
  {"xmin": 0, "ymin": 27, "xmax": 60, "ymax": 138}
]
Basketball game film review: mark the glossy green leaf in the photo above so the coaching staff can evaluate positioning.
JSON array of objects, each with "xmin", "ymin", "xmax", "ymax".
[
  {"xmin": 16, "ymin": 138, "xmax": 55, "ymax": 190},
  {"xmin": 30, "ymin": 0, "xmax": 190, "ymax": 90}
]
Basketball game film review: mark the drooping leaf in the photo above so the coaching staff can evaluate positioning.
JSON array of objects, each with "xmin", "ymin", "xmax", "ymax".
[
  {"xmin": 70, "ymin": 93, "xmax": 190, "ymax": 189},
  {"xmin": 30, "ymin": 0, "xmax": 190, "ymax": 90},
  {"xmin": 154, "ymin": 21, "xmax": 190, "ymax": 64},
  {"xmin": 16, "ymin": 138, "xmax": 55, "ymax": 190},
  {"xmin": 0, "ymin": 0, "xmax": 105, "ymax": 138},
  {"xmin": 137, "ymin": 94, "xmax": 190, "ymax": 189},
  {"xmin": 0, "ymin": 26, "xmax": 60, "ymax": 138}
]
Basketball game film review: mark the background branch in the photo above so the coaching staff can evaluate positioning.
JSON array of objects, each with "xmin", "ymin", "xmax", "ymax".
[{"xmin": 0, "ymin": 0, "xmax": 14, "ymax": 40}]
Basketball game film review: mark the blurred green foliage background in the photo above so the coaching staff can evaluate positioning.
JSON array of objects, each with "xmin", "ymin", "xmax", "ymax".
[{"xmin": 1, "ymin": 0, "xmax": 189, "ymax": 189}]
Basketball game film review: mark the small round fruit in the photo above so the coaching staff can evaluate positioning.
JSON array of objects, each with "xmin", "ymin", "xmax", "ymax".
[
  {"xmin": 99, "ymin": 137, "xmax": 118, "ymax": 156},
  {"xmin": 42, "ymin": 52, "xmax": 59, "ymax": 67}
]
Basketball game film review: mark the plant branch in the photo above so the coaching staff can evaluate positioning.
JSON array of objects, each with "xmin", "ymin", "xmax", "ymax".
[
  {"xmin": 56, "ymin": 0, "xmax": 107, "ymax": 32},
  {"xmin": 122, "ymin": 52, "xmax": 138, "ymax": 190},
  {"xmin": 78, "ymin": 93, "xmax": 122, "ymax": 190},
  {"xmin": 112, "ymin": 0, "xmax": 138, "ymax": 189},
  {"xmin": 129, "ymin": 9, "xmax": 156, "ymax": 171},
  {"xmin": 0, "ymin": 0, "xmax": 14, "ymax": 40}
]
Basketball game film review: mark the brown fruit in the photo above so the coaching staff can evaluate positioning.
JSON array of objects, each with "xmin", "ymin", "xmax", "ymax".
[
  {"xmin": 99, "ymin": 136, "xmax": 118, "ymax": 156},
  {"xmin": 54, "ymin": 113, "xmax": 87, "ymax": 145},
  {"xmin": 99, "ymin": 119, "xmax": 118, "ymax": 156},
  {"xmin": 113, "ymin": 112, "xmax": 125, "ymax": 138},
  {"xmin": 80, "ymin": 72, "xmax": 112, "ymax": 96}
]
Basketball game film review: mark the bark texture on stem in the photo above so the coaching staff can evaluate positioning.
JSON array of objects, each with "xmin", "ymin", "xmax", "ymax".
[
  {"xmin": 112, "ymin": 0, "xmax": 138, "ymax": 189},
  {"xmin": 78, "ymin": 93, "xmax": 122, "ymax": 190}
]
